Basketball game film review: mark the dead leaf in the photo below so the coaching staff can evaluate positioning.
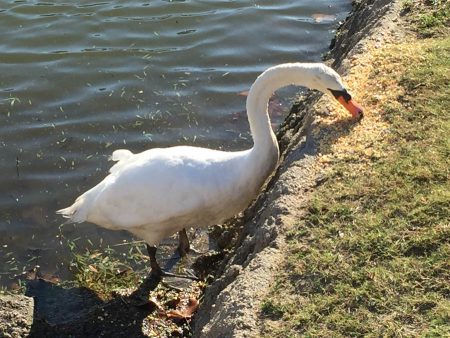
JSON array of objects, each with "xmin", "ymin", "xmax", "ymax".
[
  {"xmin": 166, "ymin": 297, "xmax": 199, "ymax": 320},
  {"xmin": 185, "ymin": 297, "xmax": 199, "ymax": 316},
  {"xmin": 25, "ymin": 267, "xmax": 39, "ymax": 280},
  {"xmin": 39, "ymin": 272, "xmax": 61, "ymax": 284},
  {"xmin": 166, "ymin": 309, "xmax": 187, "ymax": 319},
  {"xmin": 88, "ymin": 265, "xmax": 98, "ymax": 273},
  {"xmin": 89, "ymin": 252, "xmax": 102, "ymax": 259}
]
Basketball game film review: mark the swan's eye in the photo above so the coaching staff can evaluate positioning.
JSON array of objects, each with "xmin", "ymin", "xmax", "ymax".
[{"xmin": 328, "ymin": 88, "xmax": 352, "ymax": 103}]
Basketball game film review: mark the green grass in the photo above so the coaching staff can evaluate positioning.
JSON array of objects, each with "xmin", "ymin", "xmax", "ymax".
[
  {"xmin": 261, "ymin": 21, "xmax": 450, "ymax": 338},
  {"xmin": 67, "ymin": 240, "xmax": 144, "ymax": 299},
  {"xmin": 403, "ymin": 0, "xmax": 450, "ymax": 37}
]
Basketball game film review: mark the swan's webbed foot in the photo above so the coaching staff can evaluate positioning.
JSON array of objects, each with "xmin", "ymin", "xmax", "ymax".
[
  {"xmin": 146, "ymin": 244, "xmax": 199, "ymax": 281},
  {"xmin": 158, "ymin": 270, "xmax": 199, "ymax": 281}
]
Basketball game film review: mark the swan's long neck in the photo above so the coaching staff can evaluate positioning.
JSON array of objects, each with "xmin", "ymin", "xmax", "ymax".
[{"xmin": 247, "ymin": 63, "xmax": 322, "ymax": 155}]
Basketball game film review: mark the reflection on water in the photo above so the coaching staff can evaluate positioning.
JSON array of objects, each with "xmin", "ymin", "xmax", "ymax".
[{"xmin": 0, "ymin": 0, "xmax": 351, "ymax": 287}]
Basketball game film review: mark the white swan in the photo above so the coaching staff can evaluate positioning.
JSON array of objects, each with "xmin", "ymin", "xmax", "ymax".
[{"xmin": 57, "ymin": 63, "xmax": 362, "ymax": 277}]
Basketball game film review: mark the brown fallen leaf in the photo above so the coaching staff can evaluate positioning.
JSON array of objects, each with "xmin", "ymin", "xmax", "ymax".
[
  {"xmin": 166, "ymin": 297, "xmax": 199, "ymax": 320},
  {"xmin": 185, "ymin": 297, "xmax": 200, "ymax": 315},
  {"xmin": 166, "ymin": 309, "xmax": 187, "ymax": 319},
  {"xmin": 17, "ymin": 266, "xmax": 60, "ymax": 284},
  {"xmin": 39, "ymin": 272, "xmax": 61, "ymax": 284},
  {"xmin": 25, "ymin": 267, "xmax": 39, "ymax": 280}
]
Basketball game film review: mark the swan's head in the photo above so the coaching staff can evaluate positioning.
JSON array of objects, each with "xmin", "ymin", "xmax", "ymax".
[{"xmin": 306, "ymin": 63, "xmax": 364, "ymax": 118}]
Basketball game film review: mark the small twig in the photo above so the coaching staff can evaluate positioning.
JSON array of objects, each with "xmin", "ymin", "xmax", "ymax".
[
  {"xmin": 16, "ymin": 156, "xmax": 20, "ymax": 177},
  {"xmin": 112, "ymin": 240, "xmax": 146, "ymax": 247},
  {"xmin": 118, "ymin": 295, "xmax": 129, "ymax": 305}
]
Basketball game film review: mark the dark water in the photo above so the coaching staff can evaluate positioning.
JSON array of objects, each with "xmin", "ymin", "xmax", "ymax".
[{"xmin": 0, "ymin": 0, "xmax": 351, "ymax": 287}]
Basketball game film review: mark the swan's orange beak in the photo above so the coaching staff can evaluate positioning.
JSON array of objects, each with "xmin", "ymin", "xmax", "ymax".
[
  {"xmin": 337, "ymin": 96, "xmax": 364, "ymax": 118},
  {"xmin": 329, "ymin": 88, "xmax": 364, "ymax": 119}
]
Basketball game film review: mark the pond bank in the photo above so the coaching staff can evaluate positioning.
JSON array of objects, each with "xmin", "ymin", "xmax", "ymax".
[{"xmin": 193, "ymin": 0, "xmax": 406, "ymax": 336}]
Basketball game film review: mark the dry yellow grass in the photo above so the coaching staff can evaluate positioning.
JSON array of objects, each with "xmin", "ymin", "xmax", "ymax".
[{"xmin": 313, "ymin": 36, "xmax": 430, "ymax": 180}]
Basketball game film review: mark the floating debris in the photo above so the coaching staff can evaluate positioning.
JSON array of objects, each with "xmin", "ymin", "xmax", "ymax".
[{"xmin": 311, "ymin": 13, "xmax": 336, "ymax": 23}]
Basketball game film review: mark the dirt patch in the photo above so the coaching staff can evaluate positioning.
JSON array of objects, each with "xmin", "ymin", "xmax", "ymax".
[{"xmin": 0, "ymin": 294, "xmax": 33, "ymax": 338}]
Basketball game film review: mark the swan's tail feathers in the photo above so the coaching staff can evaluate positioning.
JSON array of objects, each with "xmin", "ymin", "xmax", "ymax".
[
  {"xmin": 110, "ymin": 149, "xmax": 133, "ymax": 162},
  {"xmin": 109, "ymin": 149, "xmax": 134, "ymax": 174},
  {"xmin": 56, "ymin": 196, "xmax": 89, "ymax": 224}
]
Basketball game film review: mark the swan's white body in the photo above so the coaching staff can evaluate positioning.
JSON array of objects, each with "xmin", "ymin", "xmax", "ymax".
[
  {"xmin": 58, "ymin": 63, "xmax": 360, "ymax": 246},
  {"xmin": 63, "ymin": 145, "xmax": 276, "ymax": 246}
]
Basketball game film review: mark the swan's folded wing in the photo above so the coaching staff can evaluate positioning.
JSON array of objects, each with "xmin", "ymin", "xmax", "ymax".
[{"xmin": 91, "ymin": 149, "xmax": 238, "ymax": 228}]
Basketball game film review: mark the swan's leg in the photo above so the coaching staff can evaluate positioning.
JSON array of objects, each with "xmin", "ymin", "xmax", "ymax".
[
  {"xmin": 146, "ymin": 244, "xmax": 199, "ymax": 281},
  {"xmin": 177, "ymin": 228, "xmax": 202, "ymax": 256},
  {"xmin": 177, "ymin": 228, "xmax": 190, "ymax": 257},
  {"xmin": 146, "ymin": 244, "xmax": 163, "ymax": 276}
]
